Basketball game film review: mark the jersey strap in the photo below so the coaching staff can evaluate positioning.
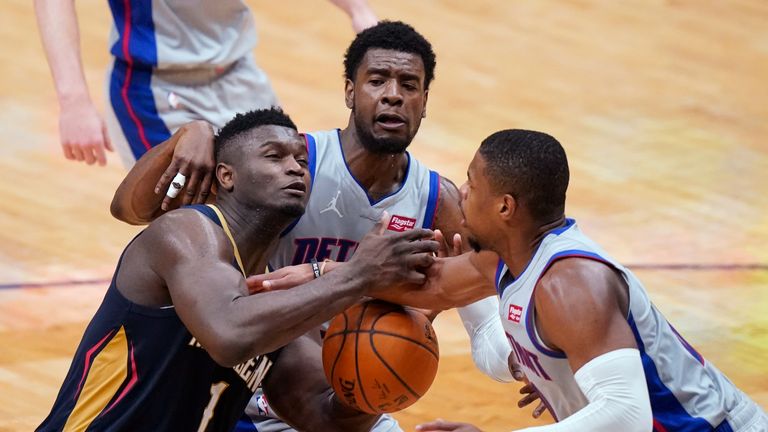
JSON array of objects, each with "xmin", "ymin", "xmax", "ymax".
[{"xmin": 206, "ymin": 204, "xmax": 246, "ymax": 277}]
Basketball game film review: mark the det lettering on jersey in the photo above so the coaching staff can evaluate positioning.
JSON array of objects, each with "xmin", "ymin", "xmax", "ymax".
[
  {"xmin": 291, "ymin": 237, "xmax": 359, "ymax": 265},
  {"xmin": 508, "ymin": 304, "xmax": 523, "ymax": 323},
  {"xmin": 387, "ymin": 215, "xmax": 416, "ymax": 232},
  {"xmin": 505, "ymin": 332, "xmax": 552, "ymax": 381}
]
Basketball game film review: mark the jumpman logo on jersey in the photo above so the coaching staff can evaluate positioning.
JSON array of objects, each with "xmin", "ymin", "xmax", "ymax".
[{"xmin": 320, "ymin": 190, "xmax": 343, "ymax": 218}]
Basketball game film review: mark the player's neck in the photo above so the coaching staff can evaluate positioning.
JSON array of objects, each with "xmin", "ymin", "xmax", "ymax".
[
  {"xmin": 340, "ymin": 125, "xmax": 409, "ymax": 201},
  {"xmin": 498, "ymin": 216, "xmax": 568, "ymax": 278},
  {"xmin": 214, "ymin": 200, "xmax": 283, "ymax": 274}
]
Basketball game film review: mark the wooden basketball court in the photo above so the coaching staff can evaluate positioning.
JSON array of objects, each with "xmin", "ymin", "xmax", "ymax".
[{"xmin": 1, "ymin": 0, "xmax": 766, "ymax": 430}]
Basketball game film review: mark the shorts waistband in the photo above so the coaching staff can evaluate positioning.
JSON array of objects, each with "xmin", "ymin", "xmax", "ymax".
[{"xmin": 115, "ymin": 58, "xmax": 241, "ymax": 86}]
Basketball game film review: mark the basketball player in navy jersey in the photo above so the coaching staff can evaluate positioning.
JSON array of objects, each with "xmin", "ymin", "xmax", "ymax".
[
  {"xmin": 110, "ymin": 21, "xmax": 542, "ymax": 430},
  {"xmin": 406, "ymin": 130, "xmax": 766, "ymax": 431},
  {"xmin": 37, "ymin": 108, "xmax": 440, "ymax": 432}
]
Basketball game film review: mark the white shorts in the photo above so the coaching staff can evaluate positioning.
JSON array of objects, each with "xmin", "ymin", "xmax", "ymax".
[
  {"xmin": 725, "ymin": 390, "xmax": 768, "ymax": 432},
  {"xmin": 104, "ymin": 53, "xmax": 278, "ymax": 168}
]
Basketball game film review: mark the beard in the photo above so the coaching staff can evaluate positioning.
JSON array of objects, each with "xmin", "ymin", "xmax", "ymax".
[
  {"xmin": 278, "ymin": 202, "xmax": 306, "ymax": 219},
  {"xmin": 354, "ymin": 110, "xmax": 413, "ymax": 154}
]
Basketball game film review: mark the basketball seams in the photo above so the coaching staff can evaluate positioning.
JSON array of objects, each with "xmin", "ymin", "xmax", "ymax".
[
  {"xmin": 369, "ymin": 309, "xmax": 438, "ymax": 359},
  {"xmin": 369, "ymin": 332, "xmax": 438, "ymax": 359},
  {"xmin": 328, "ymin": 310, "xmax": 349, "ymax": 392},
  {"xmin": 354, "ymin": 302, "xmax": 377, "ymax": 413},
  {"xmin": 325, "ymin": 330, "xmax": 439, "ymax": 359},
  {"xmin": 323, "ymin": 301, "xmax": 440, "ymax": 414},
  {"xmin": 368, "ymin": 331, "xmax": 423, "ymax": 400}
]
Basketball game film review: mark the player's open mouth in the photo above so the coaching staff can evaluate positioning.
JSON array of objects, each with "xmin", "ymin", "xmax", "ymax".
[
  {"xmin": 375, "ymin": 112, "xmax": 406, "ymax": 130},
  {"xmin": 284, "ymin": 181, "xmax": 307, "ymax": 196}
]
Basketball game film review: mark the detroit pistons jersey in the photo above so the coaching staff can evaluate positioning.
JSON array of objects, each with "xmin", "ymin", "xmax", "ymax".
[
  {"xmin": 497, "ymin": 219, "xmax": 757, "ymax": 431},
  {"xmin": 107, "ymin": 0, "xmax": 257, "ymax": 69},
  {"xmin": 38, "ymin": 205, "xmax": 274, "ymax": 432},
  {"xmin": 269, "ymin": 129, "xmax": 441, "ymax": 268}
]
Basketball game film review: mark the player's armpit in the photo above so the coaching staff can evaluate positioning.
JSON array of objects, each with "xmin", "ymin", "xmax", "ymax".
[{"xmin": 262, "ymin": 331, "xmax": 380, "ymax": 432}]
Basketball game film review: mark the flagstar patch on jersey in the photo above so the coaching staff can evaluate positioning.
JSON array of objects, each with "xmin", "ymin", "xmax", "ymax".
[
  {"xmin": 388, "ymin": 215, "xmax": 417, "ymax": 232},
  {"xmin": 508, "ymin": 304, "xmax": 523, "ymax": 323}
]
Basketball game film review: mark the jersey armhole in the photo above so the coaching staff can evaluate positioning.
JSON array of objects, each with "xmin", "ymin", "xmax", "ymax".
[{"xmin": 421, "ymin": 170, "xmax": 440, "ymax": 229}]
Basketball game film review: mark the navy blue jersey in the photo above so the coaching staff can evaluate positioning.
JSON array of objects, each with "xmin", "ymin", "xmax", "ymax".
[{"xmin": 38, "ymin": 205, "xmax": 275, "ymax": 431}]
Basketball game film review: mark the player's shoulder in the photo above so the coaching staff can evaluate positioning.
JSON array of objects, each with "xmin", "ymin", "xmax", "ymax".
[
  {"xmin": 144, "ymin": 207, "xmax": 227, "ymax": 253},
  {"xmin": 437, "ymin": 175, "xmax": 460, "ymax": 198},
  {"xmin": 303, "ymin": 128, "xmax": 341, "ymax": 142},
  {"xmin": 536, "ymin": 257, "xmax": 621, "ymax": 305}
]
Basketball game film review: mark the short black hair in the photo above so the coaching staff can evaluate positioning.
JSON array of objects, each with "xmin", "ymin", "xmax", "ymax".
[
  {"xmin": 344, "ymin": 20, "xmax": 436, "ymax": 89},
  {"xmin": 479, "ymin": 130, "xmax": 569, "ymax": 222},
  {"xmin": 214, "ymin": 108, "xmax": 297, "ymax": 163}
]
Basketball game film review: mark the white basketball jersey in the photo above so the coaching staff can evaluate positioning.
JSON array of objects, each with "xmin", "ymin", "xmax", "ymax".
[
  {"xmin": 107, "ymin": 0, "xmax": 257, "ymax": 68},
  {"xmin": 498, "ymin": 219, "xmax": 748, "ymax": 430},
  {"xmin": 269, "ymin": 129, "xmax": 441, "ymax": 269}
]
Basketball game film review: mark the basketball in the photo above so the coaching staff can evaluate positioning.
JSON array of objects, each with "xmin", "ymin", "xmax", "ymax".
[{"xmin": 322, "ymin": 300, "xmax": 440, "ymax": 414}]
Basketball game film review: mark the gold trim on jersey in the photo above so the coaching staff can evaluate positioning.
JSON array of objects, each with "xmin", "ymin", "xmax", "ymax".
[
  {"xmin": 206, "ymin": 204, "xmax": 246, "ymax": 277},
  {"xmin": 63, "ymin": 326, "xmax": 128, "ymax": 432}
]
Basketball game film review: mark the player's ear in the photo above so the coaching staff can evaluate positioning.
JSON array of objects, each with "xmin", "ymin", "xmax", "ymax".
[
  {"xmin": 498, "ymin": 194, "xmax": 517, "ymax": 221},
  {"xmin": 422, "ymin": 89, "xmax": 429, "ymax": 118},
  {"xmin": 345, "ymin": 79, "xmax": 355, "ymax": 109},
  {"xmin": 216, "ymin": 162, "xmax": 235, "ymax": 192}
]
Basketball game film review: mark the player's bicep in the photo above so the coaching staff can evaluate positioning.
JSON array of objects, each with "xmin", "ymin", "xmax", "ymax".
[
  {"xmin": 111, "ymin": 132, "xmax": 180, "ymax": 224},
  {"xmin": 535, "ymin": 258, "xmax": 637, "ymax": 373},
  {"xmin": 146, "ymin": 212, "xmax": 248, "ymax": 357}
]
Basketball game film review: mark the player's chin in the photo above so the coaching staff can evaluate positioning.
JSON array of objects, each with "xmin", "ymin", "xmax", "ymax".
[{"xmin": 279, "ymin": 201, "xmax": 306, "ymax": 219}]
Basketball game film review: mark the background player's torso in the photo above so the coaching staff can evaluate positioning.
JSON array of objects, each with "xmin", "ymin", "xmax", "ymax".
[
  {"xmin": 269, "ymin": 129, "xmax": 440, "ymax": 268},
  {"xmin": 497, "ymin": 220, "xmax": 748, "ymax": 429},
  {"xmin": 107, "ymin": 0, "xmax": 257, "ymax": 68}
]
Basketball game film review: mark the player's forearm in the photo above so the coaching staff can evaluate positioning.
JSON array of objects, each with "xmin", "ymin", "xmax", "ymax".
[
  {"xmin": 329, "ymin": 0, "xmax": 373, "ymax": 19},
  {"xmin": 34, "ymin": 0, "xmax": 91, "ymax": 105},
  {"xmin": 458, "ymin": 296, "xmax": 515, "ymax": 383},
  {"xmin": 263, "ymin": 334, "xmax": 379, "ymax": 432},
  {"xmin": 228, "ymin": 268, "xmax": 372, "ymax": 358},
  {"xmin": 514, "ymin": 349, "xmax": 652, "ymax": 432},
  {"xmin": 280, "ymin": 390, "xmax": 379, "ymax": 432},
  {"xmin": 383, "ymin": 253, "xmax": 496, "ymax": 310},
  {"xmin": 110, "ymin": 132, "xmax": 179, "ymax": 224}
]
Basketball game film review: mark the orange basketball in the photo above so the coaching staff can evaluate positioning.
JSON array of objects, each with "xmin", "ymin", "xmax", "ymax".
[{"xmin": 322, "ymin": 300, "xmax": 439, "ymax": 414}]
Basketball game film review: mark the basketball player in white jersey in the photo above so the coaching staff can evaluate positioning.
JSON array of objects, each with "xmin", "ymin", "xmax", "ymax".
[
  {"xmin": 407, "ymin": 130, "xmax": 768, "ymax": 431},
  {"xmin": 110, "ymin": 21, "xmax": 530, "ymax": 431},
  {"xmin": 34, "ymin": 0, "xmax": 377, "ymax": 167}
]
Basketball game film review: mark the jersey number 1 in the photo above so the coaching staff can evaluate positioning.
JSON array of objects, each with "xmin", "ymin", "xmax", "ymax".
[{"xmin": 197, "ymin": 381, "xmax": 229, "ymax": 432}]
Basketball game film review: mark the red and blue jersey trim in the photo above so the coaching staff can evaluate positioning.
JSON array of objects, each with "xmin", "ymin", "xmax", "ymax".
[
  {"xmin": 109, "ymin": 0, "xmax": 171, "ymax": 159},
  {"xmin": 628, "ymin": 313, "xmax": 729, "ymax": 432}
]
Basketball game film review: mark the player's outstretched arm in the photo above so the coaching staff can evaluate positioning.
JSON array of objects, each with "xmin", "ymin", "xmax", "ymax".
[
  {"xmin": 143, "ymin": 210, "xmax": 438, "ymax": 367},
  {"xmin": 110, "ymin": 120, "xmax": 215, "ymax": 224},
  {"xmin": 262, "ymin": 331, "xmax": 379, "ymax": 432},
  {"xmin": 328, "ymin": 0, "xmax": 378, "ymax": 33},
  {"xmin": 34, "ymin": 0, "xmax": 113, "ymax": 166}
]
